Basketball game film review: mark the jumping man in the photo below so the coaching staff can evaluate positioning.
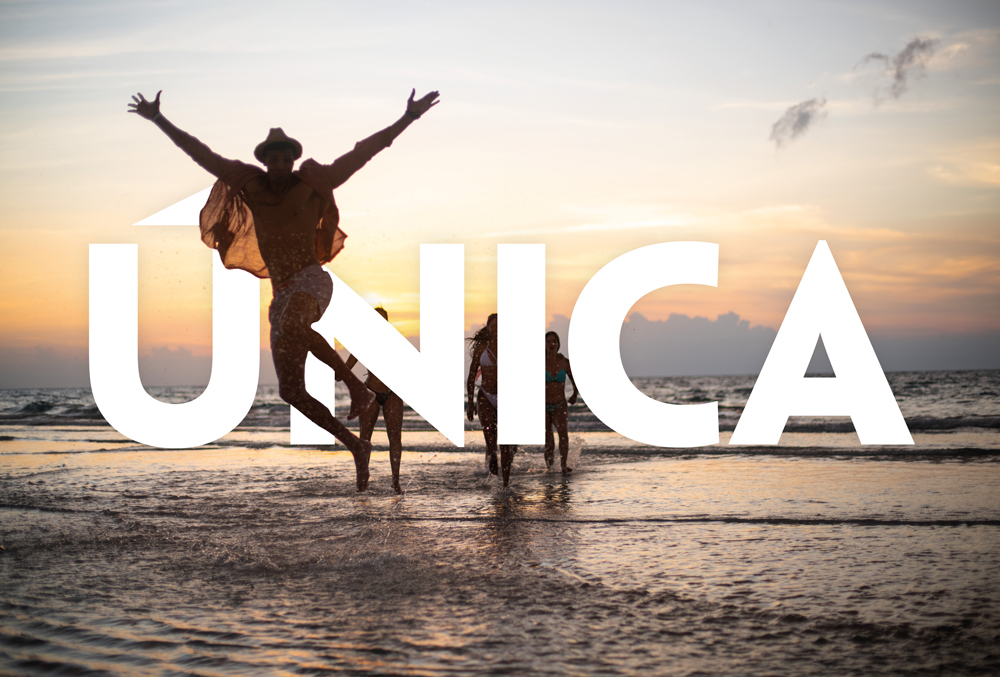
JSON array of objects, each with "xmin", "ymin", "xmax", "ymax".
[{"xmin": 129, "ymin": 88, "xmax": 440, "ymax": 491}]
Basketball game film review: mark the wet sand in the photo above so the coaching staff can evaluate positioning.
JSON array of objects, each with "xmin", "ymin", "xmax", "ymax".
[{"xmin": 2, "ymin": 430, "xmax": 999, "ymax": 675}]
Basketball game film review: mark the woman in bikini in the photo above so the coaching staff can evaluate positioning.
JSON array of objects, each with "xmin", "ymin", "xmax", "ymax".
[
  {"xmin": 340, "ymin": 306, "xmax": 406, "ymax": 494},
  {"xmin": 544, "ymin": 331, "xmax": 578, "ymax": 473},
  {"xmin": 466, "ymin": 313, "xmax": 516, "ymax": 487}
]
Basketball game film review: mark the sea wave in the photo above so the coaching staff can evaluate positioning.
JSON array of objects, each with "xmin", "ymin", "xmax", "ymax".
[
  {"xmin": 1, "ymin": 371, "xmax": 997, "ymax": 436},
  {"xmin": 3, "ymin": 403, "xmax": 1000, "ymax": 436},
  {"xmin": 0, "ymin": 401, "xmax": 106, "ymax": 425}
]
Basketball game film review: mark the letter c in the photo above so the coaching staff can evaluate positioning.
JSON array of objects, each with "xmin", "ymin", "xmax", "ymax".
[{"xmin": 568, "ymin": 242, "xmax": 719, "ymax": 447}]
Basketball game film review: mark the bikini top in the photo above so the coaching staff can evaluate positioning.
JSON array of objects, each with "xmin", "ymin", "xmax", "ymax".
[
  {"xmin": 545, "ymin": 368, "xmax": 567, "ymax": 383},
  {"xmin": 479, "ymin": 346, "xmax": 496, "ymax": 368}
]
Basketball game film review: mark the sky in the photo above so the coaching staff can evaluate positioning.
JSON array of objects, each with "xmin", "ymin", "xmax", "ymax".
[{"xmin": 0, "ymin": 0, "xmax": 998, "ymax": 387}]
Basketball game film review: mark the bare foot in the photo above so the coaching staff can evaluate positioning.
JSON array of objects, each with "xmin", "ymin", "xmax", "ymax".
[
  {"xmin": 562, "ymin": 466, "xmax": 572, "ymax": 474},
  {"xmin": 347, "ymin": 387, "xmax": 376, "ymax": 421},
  {"xmin": 347, "ymin": 436, "xmax": 372, "ymax": 492},
  {"xmin": 393, "ymin": 478, "xmax": 402, "ymax": 495}
]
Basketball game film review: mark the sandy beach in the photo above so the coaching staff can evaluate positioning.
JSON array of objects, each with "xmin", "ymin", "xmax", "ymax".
[{"xmin": 3, "ymin": 420, "xmax": 999, "ymax": 675}]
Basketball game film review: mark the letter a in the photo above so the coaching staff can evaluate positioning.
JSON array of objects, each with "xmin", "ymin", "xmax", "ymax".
[
  {"xmin": 89, "ymin": 245, "xmax": 260, "ymax": 448},
  {"xmin": 730, "ymin": 241, "xmax": 912, "ymax": 445}
]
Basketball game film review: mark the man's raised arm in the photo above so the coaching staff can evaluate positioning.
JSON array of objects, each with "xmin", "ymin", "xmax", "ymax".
[
  {"xmin": 324, "ymin": 89, "xmax": 440, "ymax": 189},
  {"xmin": 128, "ymin": 91, "xmax": 235, "ymax": 179}
]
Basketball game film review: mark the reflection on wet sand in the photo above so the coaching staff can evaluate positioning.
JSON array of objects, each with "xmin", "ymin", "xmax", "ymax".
[{"xmin": 1, "ymin": 441, "xmax": 998, "ymax": 675}]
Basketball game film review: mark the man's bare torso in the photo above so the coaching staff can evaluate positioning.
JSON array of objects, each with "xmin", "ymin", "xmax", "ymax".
[{"xmin": 243, "ymin": 176, "xmax": 325, "ymax": 286}]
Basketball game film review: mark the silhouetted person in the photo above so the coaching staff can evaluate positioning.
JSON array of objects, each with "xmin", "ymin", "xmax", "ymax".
[
  {"xmin": 340, "ymin": 306, "xmax": 407, "ymax": 494},
  {"xmin": 544, "ymin": 331, "xmax": 578, "ymax": 472},
  {"xmin": 129, "ymin": 88, "xmax": 439, "ymax": 491},
  {"xmin": 466, "ymin": 314, "xmax": 516, "ymax": 487}
]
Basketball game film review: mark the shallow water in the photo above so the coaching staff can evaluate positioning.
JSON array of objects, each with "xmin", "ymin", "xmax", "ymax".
[
  {"xmin": 2, "ymin": 438, "xmax": 999, "ymax": 676},
  {"xmin": 4, "ymin": 370, "xmax": 998, "ymax": 438}
]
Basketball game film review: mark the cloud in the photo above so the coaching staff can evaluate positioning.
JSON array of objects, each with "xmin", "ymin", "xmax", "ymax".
[
  {"xmin": 617, "ymin": 312, "xmax": 1000, "ymax": 377},
  {"xmin": 619, "ymin": 311, "xmax": 778, "ymax": 377},
  {"xmin": 927, "ymin": 140, "xmax": 1000, "ymax": 187},
  {"xmin": 479, "ymin": 204, "xmax": 699, "ymax": 238},
  {"xmin": 3, "ymin": 324, "xmax": 999, "ymax": 390},
  {"xmin": 0, "ymin": 345, "xmax": 90, "ymax": 388},
  {"xmin": 769, "ymin": 36, "xmax": 942, "ymax": 147},
  {"xmin": 859, "ymin": 36, "xmax": 939, "ymax": 101},
  {"xmin": 869, "ymin": 332, "xmax": 1000, "ymax": 371},
  {"xmin": 928, "ymin": 163, "xmax": 1000, "ymax": 187},
  {"xmin": 769, "ymin": 98, "xmax": 827, "ymax": 148},
  {"xmin": 0, "ymin": 345, "xmax": 283, "ymax": 389},
  {"xmin": 138, "ymin": 346, "xmax": 211, "ymax": 387},
  {"xmin": 564, "ymin": 217, "xmax": 691, "ymax": 233}
]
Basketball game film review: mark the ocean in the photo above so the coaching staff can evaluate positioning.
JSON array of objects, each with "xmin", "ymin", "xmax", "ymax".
[{"xmin": 1, "ymin": 370, "xmax": 998, "ymax": 675}]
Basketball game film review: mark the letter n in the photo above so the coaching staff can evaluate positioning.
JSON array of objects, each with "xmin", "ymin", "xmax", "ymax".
[{"xmin": 292, "ymin": 244, "xmax": 465, "ymax": 446}]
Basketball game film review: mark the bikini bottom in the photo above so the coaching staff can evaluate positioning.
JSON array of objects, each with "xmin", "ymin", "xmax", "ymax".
[
  {"xmin": 369, "ymin": 384, "xmax": 394, "ymax": 407},
  {"xmin": 546, "ymin": 400, "xmax": 567, "ymax": 414}
]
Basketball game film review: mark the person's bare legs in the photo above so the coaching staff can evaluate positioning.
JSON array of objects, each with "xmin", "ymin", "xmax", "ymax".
[
  {"xmin": 358, "ymin": 390, "xmax": 381, "ymax": 443},
  {"xmin": 476, "ymin": 391, "xmax": 513, "ymax": 487},
  {"xmin": 477, "ymin": 390, "xmax": 499, "ymax": 476},
  {"xmin": 544, "ymin": 410, "xmax": 556, "ymax": 469},
  {"xmin": 304, "ymin": 325, "xmax": 375, "ymax": 420},
  {"xmin": 273, "ymin": 293, "xmax": 372, "ymax": 491},
  {"xmin": 553, "ymin": 404, "xmax": 571, "ymax": 472},
  {"xmin": 384, "ymin": 393, "xmax": 405, "ymax": 494},
  {"xmin": 499, "ymin": 444, "xmax": 516, "ymax": 488}
]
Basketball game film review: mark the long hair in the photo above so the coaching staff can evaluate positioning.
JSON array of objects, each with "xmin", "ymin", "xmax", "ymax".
[
  {"xmin": 545, "ymin": 330, "xmax": 568, "ymax": 361},
  {"xmin": 467, "ymin": 313, "xmax": 497, "ymax": 356}
]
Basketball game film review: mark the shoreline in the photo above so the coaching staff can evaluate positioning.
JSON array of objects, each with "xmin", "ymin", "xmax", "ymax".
[{"xmin": 1, "ymin": 426, "xmax": 999, "ymax": 459}]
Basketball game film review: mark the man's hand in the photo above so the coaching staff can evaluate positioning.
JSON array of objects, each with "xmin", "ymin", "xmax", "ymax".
[
  {"xmin": 128, "ymin": 91, "xmax": 162, "ymax": 120},
  {"xmin": 406, "ymin": 89, "xmax": 440, "ymax": 119}
]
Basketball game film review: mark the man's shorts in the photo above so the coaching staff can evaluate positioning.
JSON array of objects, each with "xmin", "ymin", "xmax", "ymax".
[{"xmin": 268, "ymin": 265, "xmax": 333, "ymax": 346}]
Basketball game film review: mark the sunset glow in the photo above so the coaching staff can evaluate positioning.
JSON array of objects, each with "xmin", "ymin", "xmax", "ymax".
[{"xmin": 1, "ymin": 1, "xmax": 997, "ymax": 386}]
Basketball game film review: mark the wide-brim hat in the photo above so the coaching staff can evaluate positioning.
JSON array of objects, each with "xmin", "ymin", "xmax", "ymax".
[{"xmin": 254, "ymin": 127, "xmax": 303, "ymax": 163}]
